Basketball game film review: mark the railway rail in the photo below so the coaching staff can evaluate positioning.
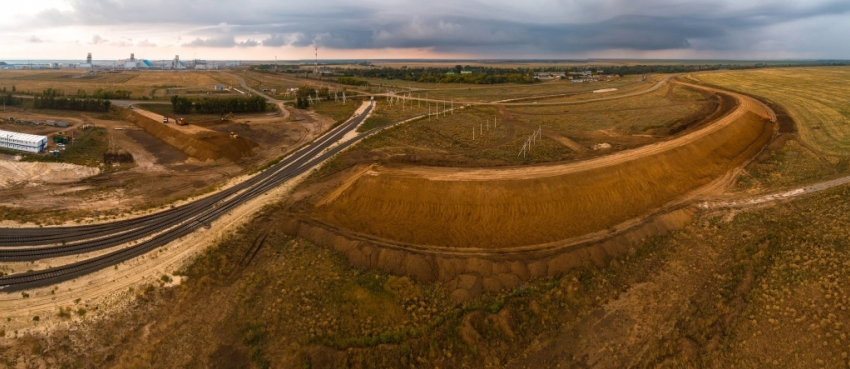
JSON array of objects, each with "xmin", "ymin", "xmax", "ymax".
[{"xmin": 0, "ymin": 101, "xmax": 375, "ymax": 292}]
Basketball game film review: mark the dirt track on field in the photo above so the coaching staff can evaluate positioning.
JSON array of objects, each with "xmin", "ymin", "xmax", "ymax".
[{"xmin": 309, "ymin": 83, "xmax": 775, "ymax": 249}]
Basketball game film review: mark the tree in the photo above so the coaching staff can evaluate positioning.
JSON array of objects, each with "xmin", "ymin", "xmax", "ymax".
[
  {"xmin": 11, "ymin": 85, "xmax": 15, "ymax": 92},
  {"xmin": 455, "ymin": 65, "xmax": 463, "ymax": 74}
]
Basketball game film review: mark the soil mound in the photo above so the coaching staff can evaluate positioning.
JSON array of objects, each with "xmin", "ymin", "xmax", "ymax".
[
  {"xmin": 121, "ymin": 110, "xmax": 257, "ymax": 162},
  {"xmin": 0, "ymin": 160, "xmax": 100, "ymax": 188},
  {"xmin": 312, "ymin": 109, "xmax": 773, "ymax": 249}
]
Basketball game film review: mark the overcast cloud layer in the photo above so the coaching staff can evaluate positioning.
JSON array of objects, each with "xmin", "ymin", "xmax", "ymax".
[{"xmin": 2, "ymin": 0, "xmax": 850, "ymax": 60}]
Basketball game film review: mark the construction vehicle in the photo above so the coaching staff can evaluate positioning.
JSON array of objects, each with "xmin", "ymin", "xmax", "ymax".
[
  {"xmin": 176, "ymin": 118, "xmax": 187, "ymax": 126},
  {"xmin": 53, "ymin": 133, "xmax": 71, "ymax": 144},
  {"xmin": 221, "ymin": 112, "xmax": 234, "ymax": 121},
  {"xmin": 229, "ymin": 132, "xmax": 239, "ymax": 139}
]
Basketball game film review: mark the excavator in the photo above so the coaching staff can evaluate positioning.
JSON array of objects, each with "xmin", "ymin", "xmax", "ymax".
[
  {"xmin": 221, "ymin": 112, "xmax": 235, "ymax": 122},
  {"xmin": 229, "ymin": 132, "xmax": 239, "ymax": 139}
]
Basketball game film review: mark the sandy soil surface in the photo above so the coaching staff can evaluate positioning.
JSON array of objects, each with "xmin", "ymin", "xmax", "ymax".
[
  {"xmin": 132, "ymin": 106, "xmax": 218, "ymax": 135},
  {"xmin": 0, "ymin": 158, "xmax": 100, "ymax": 188},
  {"xmin": 0, "ymin": 167, "xmax": 312, "ymax": 337},
  {"xmin": 0, "ymin": 102, "xmax": 327, "ymax": 221},
  {"xmin": 377, "ymin": 83, "xmax": 768, "ymax": 182}
]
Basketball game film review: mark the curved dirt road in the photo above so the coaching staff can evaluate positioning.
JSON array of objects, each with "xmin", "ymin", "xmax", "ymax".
[{"xmin": 376, "ymin": 81, "xmax": 772, "ymax": 182}]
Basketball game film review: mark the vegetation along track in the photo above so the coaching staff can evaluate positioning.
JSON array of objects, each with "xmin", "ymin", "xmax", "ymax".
[{"xmin": 0, "ymin": 101, "xmax": 375, "ymax": 292}]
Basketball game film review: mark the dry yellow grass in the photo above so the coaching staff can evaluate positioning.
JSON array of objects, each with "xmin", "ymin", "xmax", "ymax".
[
  {"xmin": 0, "ymin": 70, "xmax": 237, "ymax": 99},
  {"xmin": 693, "ymin": 67, "xmax": 850, "ymax": 156}
]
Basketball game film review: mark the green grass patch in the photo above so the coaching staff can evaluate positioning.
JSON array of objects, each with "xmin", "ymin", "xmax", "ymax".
[{"xmin": 20, "ymin": 126, "xmax": 109, "ymax": 167}]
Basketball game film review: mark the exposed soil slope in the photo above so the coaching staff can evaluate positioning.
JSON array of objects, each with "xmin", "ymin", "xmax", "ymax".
[
  {"xmin": 310, "ymin": 86, "xmax": 774, "ymax": 249},
  {"xmin": 121, "ymin": 109, "xmax": 257, "ymax": 162}
]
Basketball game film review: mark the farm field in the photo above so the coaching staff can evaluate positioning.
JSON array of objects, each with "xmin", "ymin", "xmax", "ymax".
[
  {"xmin": 232, "ymin": 70, "xmax": 360, "ymax": 99},
  {"xmin": 692, "ymin": 67, "xmax": 850, "ymax": 156},
  {"xmin": 506, "ymin": 84, "xmax": 716, "ymax": 134},
  {"xmin": 407, "ymin": 76, "xmax": 647, "ymax": 103},
  {"xmin": 0, "ymin": 70, "xmax": 239, "ymax": 99}
]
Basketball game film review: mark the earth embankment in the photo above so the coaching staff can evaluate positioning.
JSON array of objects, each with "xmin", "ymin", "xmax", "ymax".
[
  {"xmin": 121, "ymin": 109, "xmax": 257, "ymax": 162},
  {"xmin": 310, "ymin": 88, "xmax": 774, "ymax": 249}
]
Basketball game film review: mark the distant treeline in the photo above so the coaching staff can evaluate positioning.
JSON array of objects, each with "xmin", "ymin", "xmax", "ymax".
[
  {"xmin": 77, "ymin": 88, "xmax": 132, "ymax": 100},
  {"xmin": 170, "ymin": 95, "xmax": 268, "ymax": 114},
  {"xmin": 1, "ymin": 93, "xmax": 23, "ymax": 106},
  {"xmin": 250, "ymin": 64, "xmax": 307, "ymax": 73},
  {"xmin": 532, "ymin": 61, "xmax": 850, "ymax": 76},
  {"xmin": 347, "ymin": 66, "xmax": 538, "ymax": 84},
  {"xmin": 34, "ymin": 89, "xmax": 111, "ymax": 111},
  {"xmin": 337, "ymin": 77, "xmax": 369, "ymax": 86},
  {"xmin": 294, "ymin": 86, "xmax": 343, "ymax": 109}
]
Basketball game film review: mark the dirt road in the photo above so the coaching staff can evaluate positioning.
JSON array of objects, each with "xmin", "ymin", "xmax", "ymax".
[
  {"xmin": 699, "ymin": 174, "xmax": 850, "ymax": 209},
  {"xmin": 376, "ymin": 82, "xmax": 770, "ymax": 182}
]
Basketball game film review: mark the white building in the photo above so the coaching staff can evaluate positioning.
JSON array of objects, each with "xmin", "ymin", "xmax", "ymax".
[{"xmin": 0, "ymin": 129, "xmax": 48, "ymax": 153}]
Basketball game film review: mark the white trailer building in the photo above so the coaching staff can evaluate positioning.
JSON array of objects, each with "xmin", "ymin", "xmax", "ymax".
[{"xmin": 0, "ymin": 129, "xmax": 48, "ymax": 153}]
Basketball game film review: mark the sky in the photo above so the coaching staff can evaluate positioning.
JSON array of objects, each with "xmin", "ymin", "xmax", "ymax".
[{"xmin": 2, "ymin": 0, "xmax": 850, "ymax": 61}]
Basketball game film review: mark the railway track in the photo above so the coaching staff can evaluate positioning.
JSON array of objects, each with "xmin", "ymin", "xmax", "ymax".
[{"xmin": 0, "ymin": 101, "xmax": 375, "ymax": 292}]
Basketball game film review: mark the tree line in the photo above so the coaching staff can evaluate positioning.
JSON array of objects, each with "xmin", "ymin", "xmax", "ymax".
[
  {"xmin": 170, "ymin": 95, "xmax": 267, "ymax": 114},
  {"xmin": 344, "ymin": 66, "xmax": 538, "ymax": 84},
  {"xmin": 34, "ymin": 89, "xmax": 111, "ymax": 112},
  {"xmin": 337, "ymin": 77, "xmax": 369, "ymax": 86},
  {"xmin": 1, "ymin": 93, "xmax": 23, "ymax": 106},
  {"xmin": 294, "ymin": 85, "xmax": 341, "ymax": 109},
  {"xmin": 77, "ymin": 88, "xmax": 132, "ymax": 100}
]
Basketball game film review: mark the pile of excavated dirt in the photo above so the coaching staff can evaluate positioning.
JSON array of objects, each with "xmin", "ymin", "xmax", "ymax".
[
  {"xmin": 0, "ymin": 159, "xmax": 100, "ymax": 188},
  {"xmin": 310, "ymin": 96, "xmax": 773, "ymax": 250},
  {"xmin": 121, "ymin": 110, "xmax": 257, "ymax": 162}
]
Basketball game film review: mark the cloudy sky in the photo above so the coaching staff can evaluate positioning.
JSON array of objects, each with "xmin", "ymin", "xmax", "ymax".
[{"xmin": 2, "ymin": 0, "xmax": 850, "ymax": 61}]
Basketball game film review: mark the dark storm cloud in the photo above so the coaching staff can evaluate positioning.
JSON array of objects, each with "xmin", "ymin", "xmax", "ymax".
[
  {"xmin": 183, "ymin": 36, "xmax": 259, "ymax": 48},
  {"xmin": 17, "ymin": 0, "xmax": 850, "ymax": 56}
]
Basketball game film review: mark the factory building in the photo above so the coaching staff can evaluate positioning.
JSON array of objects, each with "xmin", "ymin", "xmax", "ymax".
[{"xmin": 0, "ymin": 129, "xmax": 48, "ymax": 153}]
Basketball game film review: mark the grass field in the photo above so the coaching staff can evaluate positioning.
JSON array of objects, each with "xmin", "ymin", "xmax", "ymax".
[
  {"xmin": 407, "ymin": 76, "xmax": 647, "ymax": 103},
  {"xmin": 233, "ymin": 71, "xmax": 359, "ymax": 99},
  {"xmin": 352, "ymin": 104, "xmax": 573, "ymax": 168},
  {"xmin": 0, "ymin": 70, "xmax": 237, "ymax": 100},
  {"xmin": 310, "ymin": 99, "xmax": 363, "ymax": 123},
  {"xmin": 506, "ymin": 84, "xmax": 712, "ymax": 134},
  {"xmin": 692, "ymin": 67, "xmax": 850, "ymax": 156},
  {"xmin": 736, "ymin": 139, "xmax": 839, "ymax": 192},
  {"xmin": 357, "ymin": 96, "xmax": 431, "ymax": 132}
]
